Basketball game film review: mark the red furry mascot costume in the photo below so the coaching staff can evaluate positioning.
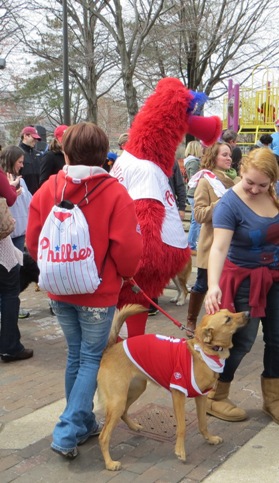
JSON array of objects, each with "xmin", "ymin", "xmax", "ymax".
[{"xmin": 111, "ymin": 78, "xmax": 222, "ymax": 338}]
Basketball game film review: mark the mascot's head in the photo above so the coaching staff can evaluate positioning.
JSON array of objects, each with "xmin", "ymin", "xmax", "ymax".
[{"xmin": 124, "ymin": 77, "xmax": 222, "ymax": 177}]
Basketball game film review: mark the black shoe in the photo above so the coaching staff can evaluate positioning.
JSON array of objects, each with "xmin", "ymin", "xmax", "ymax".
[
  {"xmin": 1, "ymin": 348, "xmax": 34, "ymax": 363},
  {"xmin": 148, "ymin": 308, "xmax": 159, "ymax": 316}
]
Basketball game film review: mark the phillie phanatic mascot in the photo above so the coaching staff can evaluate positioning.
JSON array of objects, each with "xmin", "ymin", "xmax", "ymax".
[{"xmin": 111, "ymin": 77, "xmax": 222, "ymax": 338}]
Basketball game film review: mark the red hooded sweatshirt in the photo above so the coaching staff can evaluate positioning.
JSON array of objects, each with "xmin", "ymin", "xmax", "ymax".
[{"xmin": 26, "ymin": 165, "xmax": 142, "ymax": 307}]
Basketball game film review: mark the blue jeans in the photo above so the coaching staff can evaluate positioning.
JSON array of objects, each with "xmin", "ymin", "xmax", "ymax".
[
  {"xmin": 50, "ymin": 301, "xmax": 115, "ymax": 452},
  {"xmin": 0, "ymin": 264, "xmax": 23, "ymax": 355},
  {"xmin": 12, "ymin": 235, "xmax": 25, "ymax": 252},
  {"xmin": 187, "ymin": 197, "xmax": 201, "ymax": 250},
  {"xmin": 220, "ymin": 278, "xmax": 279, "ymax": 382}
]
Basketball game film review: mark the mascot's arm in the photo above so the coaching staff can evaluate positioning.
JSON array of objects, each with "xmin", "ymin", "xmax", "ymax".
[
  {"xmin": 117, "ymin": 198, "xmax": 165, "ymax": 308},
  {"xmin": 135, "ymin": 198, "xmax": 165, "ymax": 274}
]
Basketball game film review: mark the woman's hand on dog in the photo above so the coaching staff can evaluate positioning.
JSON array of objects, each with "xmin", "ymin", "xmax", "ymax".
[{"xmin": 205, "ymin": 286, "xmax": 222, "ymax": 314}]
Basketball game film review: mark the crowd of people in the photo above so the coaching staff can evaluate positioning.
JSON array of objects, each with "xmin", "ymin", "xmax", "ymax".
[{"xmin": 0, "ymin": 118, "xmax": 278, "ymax": 461}]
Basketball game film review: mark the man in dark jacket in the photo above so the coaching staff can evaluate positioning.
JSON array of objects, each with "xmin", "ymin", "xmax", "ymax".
[
  {"xmin": 221, "ymin": 129, "xmax": 242, "ymax": 174},
  {"xmin": 19, "ymin": 126, "xmax": 42, "ymax": 195},
  {"xmin": 168, "ymin": 160, "xmax": 186, "ymax": 221}
]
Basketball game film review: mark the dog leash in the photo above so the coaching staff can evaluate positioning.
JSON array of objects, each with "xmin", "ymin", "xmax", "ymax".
[{"xmin": 128, "ymin": 278, "xmax": 194, "ymax": 335}]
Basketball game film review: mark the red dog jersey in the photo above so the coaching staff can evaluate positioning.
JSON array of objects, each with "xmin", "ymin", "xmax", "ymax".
[{"xmin": 123, "ymin": 334, "xmax": 225, "ymax": 397}]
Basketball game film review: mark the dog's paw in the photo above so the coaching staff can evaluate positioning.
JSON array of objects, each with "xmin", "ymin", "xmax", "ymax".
[
  {"xmin": 122, "ymin": 415, "xmax": 142, "ymax": 432},
  {"xmin": 175, "ymin": 444, "xmax": 186, "ymax": 462},
  {"xmin": 207, "ymin": 435, "xmax": 223, "ymax": 445},
  {"xmin": 170, "ymin": 296, "xmax": 178, "ymax": 303},
  {"xmin": 127, "ymin": 420, "xmax": 142, "ymax": 431},
  {"xmin": 106, "ymin": 460, "xmax": 122, "ymax": 471},
  {"xmin": 176, "ymin": 299, "xmax": 187, "ymax": 306}
]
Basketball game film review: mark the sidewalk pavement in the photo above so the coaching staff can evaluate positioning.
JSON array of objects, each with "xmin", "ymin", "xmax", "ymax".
[{"xmin": 1, "ymin": 266, "xmax": 278, "ymax": 482}]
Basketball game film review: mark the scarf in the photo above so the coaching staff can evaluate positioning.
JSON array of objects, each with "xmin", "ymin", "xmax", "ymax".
[{"xmin": 188, "ymin": 169, "xmax": 234, "ymax": 198}]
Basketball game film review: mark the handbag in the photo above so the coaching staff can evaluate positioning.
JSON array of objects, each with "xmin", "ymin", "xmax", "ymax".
[{"xmin": 0, "ymin": 197, "xmax": 15, "ymax": 241}]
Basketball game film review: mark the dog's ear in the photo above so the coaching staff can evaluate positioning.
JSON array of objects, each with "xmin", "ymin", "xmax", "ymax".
[{"xmin": 202, "ymin": 327, "xmax": 214, "ymax": 344}]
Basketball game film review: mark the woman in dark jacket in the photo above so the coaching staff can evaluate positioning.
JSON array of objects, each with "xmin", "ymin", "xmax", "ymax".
[
  {"xmin": 0, "ymin": 168, "xmax": 33, "ymax": 362},
  {"xmin": 39, "ymin": 125, "xmax": 68, "ymax": 186}
]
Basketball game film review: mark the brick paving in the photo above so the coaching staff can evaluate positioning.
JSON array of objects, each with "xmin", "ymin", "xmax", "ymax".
[{"xmin": 0, "ymin": 266, "xmax": 271, "ymax": 482}]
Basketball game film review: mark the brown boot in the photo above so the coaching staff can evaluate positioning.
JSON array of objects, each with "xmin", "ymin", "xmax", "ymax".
[
  {"xmin": 206, "ymin": 381, "xmax": 247, "ymax": 422},
  {"xmin": 186, "ymin": 291, "xmax": 205, "ymax": 337},
  {"xmin": 261, "ymin": 376, "xmax": 279, "ymax": 424}
]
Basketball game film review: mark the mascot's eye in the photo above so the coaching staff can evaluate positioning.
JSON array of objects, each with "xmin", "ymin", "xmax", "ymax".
[{"xmin": 225, "ymin": 316, "xmax": 231, "ymax": 324}]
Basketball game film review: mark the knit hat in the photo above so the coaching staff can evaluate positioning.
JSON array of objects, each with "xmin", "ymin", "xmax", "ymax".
[
  {"xmin": 118, "ymin": 133, "xmax": 129, "ymax": 147},
  {"xmin": 107, "ymin": 152, "xmax": 117, "ymax": 162}
]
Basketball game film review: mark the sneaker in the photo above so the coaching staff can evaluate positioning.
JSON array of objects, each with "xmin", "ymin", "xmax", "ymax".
[
  {"xmin": 77, "ymin": 421, "xmax": 104, "ymax": 446},
  {"xmin": 1, "ymin": 348, "xmax": 33, "ymax": 363},
  {"xmin": 148, "ymin": 308, "xmax": 159, "ymax": 317},
  {"xmin": 51, "ymin": 446, "xmax": 78, "ymax": 459},
  {"xmin": 18, "ymin": 309, "xmax": 30, "ymax": 319}
]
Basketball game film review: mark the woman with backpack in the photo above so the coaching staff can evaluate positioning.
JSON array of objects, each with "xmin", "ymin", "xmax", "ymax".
[{"xmin": 26, "ymin": 122, "xmax": 142, "ymax": 459}]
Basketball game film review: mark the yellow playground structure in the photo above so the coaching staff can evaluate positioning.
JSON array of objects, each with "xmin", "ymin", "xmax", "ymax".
[{"xmin": 223, "ymin": 66, "xmax": 279, "ymax": 147}]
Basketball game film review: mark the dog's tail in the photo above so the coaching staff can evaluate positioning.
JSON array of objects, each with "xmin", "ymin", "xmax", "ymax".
[{"xmin": 107, "ymin": 304, "xmax": 148, "ymax": 347}]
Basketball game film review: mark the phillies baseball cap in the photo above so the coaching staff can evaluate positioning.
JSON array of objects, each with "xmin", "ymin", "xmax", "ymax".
[
  {"xmin": 21, "ymin": 126, "xmax": 41, "ymax": 140},
  {"xmin": 54, "ymin": 124, "xmax": 69, "ymax": 143}
]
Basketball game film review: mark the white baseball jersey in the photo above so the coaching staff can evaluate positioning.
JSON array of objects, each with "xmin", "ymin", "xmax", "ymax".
[{"xmin": 111, "ymin": 151, "xmax": 188, "ymax": 249}]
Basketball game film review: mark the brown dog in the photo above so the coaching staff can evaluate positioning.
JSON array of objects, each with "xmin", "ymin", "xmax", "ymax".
[
  {"xmin": 98, "ymin": 305, "xmax": 249, "ymax": 471},
  {"xmin": 169, "ymin": 258, "xmax": 192, "ymax": 306}
]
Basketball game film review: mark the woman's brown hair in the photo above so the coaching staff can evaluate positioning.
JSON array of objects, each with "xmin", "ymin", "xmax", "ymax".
[
  {"xmin": 200, "ymin": 142, "xmax": 231, "ymax": 171},
  {"xmin": 62, "ymin": 122, "xmax": 109, "ymax": 166},
  {"xmin": 0, "ymin": 145, "xmax": 24, "ymax": 175}
]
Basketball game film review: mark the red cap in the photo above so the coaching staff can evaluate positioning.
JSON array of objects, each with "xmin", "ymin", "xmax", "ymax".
[
  {"xmin": 275, "ymin": 119, "xmax": 279, "ymax": 127},
  {"xmin": 21, "ymin": 126, "xmax": 41, "ymax": 140},
  {"xmin": 54, "ymin": 125, "xmax": 69, "ymax": 143}
]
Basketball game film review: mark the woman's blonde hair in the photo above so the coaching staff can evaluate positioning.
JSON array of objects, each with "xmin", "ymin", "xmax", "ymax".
[
  {"xmin": 184, "ymin": 141, "xmax": 202, "ymax": 158},
  {"xmin": 200, "ymin": 142, "xmax": 231, "ymax": 171},
  {"xmin": 240, "ymin": 147, "xmax": 279, "ymax": 208}
]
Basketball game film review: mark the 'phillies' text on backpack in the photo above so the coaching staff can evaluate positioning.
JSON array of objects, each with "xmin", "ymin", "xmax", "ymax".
[{"xmin": 38, "ymin": 178, "xmax": 107, "ymax": 295}]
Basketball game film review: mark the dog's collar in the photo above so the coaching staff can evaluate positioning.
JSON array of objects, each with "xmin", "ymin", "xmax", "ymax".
[
  {"xmin": 194, "ymin": 336, "xmax": 225, "ymax": 354},
  {"xmin": 194, "ymin": 344, "xmax": 225, "ymax": 373}
]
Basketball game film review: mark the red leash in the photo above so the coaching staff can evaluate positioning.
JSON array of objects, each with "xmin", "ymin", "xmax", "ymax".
[{"xmin": 128, "ymin": 278, "xmax": 190, "ymax": 332}]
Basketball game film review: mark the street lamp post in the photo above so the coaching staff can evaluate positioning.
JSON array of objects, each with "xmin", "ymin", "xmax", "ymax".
[{"xmin": 62, "ymin": 0, "xmax": 71, "ymax": 125}]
